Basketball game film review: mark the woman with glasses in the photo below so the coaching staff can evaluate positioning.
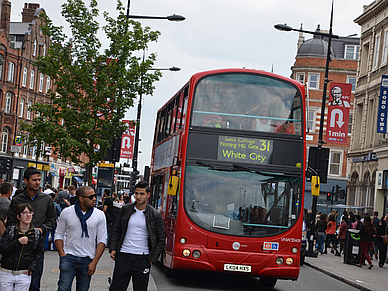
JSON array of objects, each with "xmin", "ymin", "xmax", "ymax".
[{"xmin": 0, "ymin": 203, "xmax": 44, "ymax": 291}]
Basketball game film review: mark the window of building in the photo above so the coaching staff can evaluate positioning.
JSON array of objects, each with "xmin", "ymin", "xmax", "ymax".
[
  {"xmin": 344, "ymin": 45, "xmax": 360, "ymax": 60},
  {"xmin": 19, "ymin": 98, "xmax": 25, "ymax": 118},
  {"xmin": 360, "ymin": 42, "xmax": 370, "ymax": 75},
  {"xmin": 43, "ymin": 43, "xmax": 46, "ymax": 57},
  {"xmin": 30, "ymin": 70, "xmax": 35, "ymax": 89},
  {"xmin": 0, "ymin": 54, "xmax": 3, "ymax": 80},
  {"xmin": 348, "ymin": 112, "xmax": 353, "ymax": 134},
  {"xmin": 346, "ymin": 76, "xmax": 357, "ymax": 92},
  {"xmin": 5, "ymin": 92, "xmax": 12, "ymax": 113},
  {"xmin": 307, "ymin": 110, "xmax": 315, "ymax": 131},
  {"xmin": 23, "ymin": 137, "xmax": 29, "ymax": 156},
  {"xmin": 7, "ymin": 62, "xmax": 15, "ymax": 82},
  {"xmin": 33, "ymin": 39, "xmax": 37, "ymax": 57},
  {"xmin": 296, "ymin": 73, "xmax": 305, "ymax": 84},
  {"xmin": 373, "ymin": 35, "xmax": 380, "ymax": 69},
  {"xmin": 46, "ymin": 76, "xmax": 50, "ymax": 94},
  {"xmin": 308, "ymin": 73, "xmax": 320, "ymax": 90},
  {"xmin": 27, "ymin": 100, "xmax": 32, "ymax": 120},
  {"xmin": 382, "ymin": 30, "xmax": 388, "ymax": 65},
  {"xmin": 39, "ymin": 73, "xmax": 44, "ymax": 92},
  {"xmin": 22, "ymin": 67, "xmax": 27, "ymax": 87},
  {"xmin": 1, "ymin": 128, "xmax": 9, "ymax": 153},
  {"xmin": 329, "ymin": 151, "xmax": 342, "ymax": 176}
]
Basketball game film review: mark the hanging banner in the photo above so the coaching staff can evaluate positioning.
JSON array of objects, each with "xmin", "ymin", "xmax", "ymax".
[
  {"xmin": 325, "ymin": 82, "xmax": 351, "ymax": 144},
  {"xmin": 377, "ymin": 75, "xmax": 388, "ymax": 133},
  {"xmin": 120, "ymin": 120, "xmax": 135, "ymax": 159}
]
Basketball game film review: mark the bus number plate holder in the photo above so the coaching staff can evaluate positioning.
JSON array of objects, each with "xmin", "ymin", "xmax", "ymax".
[{"xmin": 224, "ymin": 264, "xmax": 251, "ymax": 273}]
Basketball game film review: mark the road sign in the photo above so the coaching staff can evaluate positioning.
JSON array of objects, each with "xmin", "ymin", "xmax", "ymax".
[
  {"xmin": 120, "ymin": 120, "xmax": 135, "ymax": 159},
  {"xmin": 67, "ymin": 167, "xmax": 75, "ymax": 173},
  {"xmin": 10, "ymin": 145, "xmax": 21, "ymax": 153},
  {"xmin": 326, "ymin": 82, "xmax": 352, "ymax": 144}
]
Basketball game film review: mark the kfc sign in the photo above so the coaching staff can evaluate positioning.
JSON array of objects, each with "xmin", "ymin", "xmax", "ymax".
[
  {"xmin": 325, "ymin": 82, "xmax": 352, "ymax": 144},
  {"xmin": 120, "ymin": 120, "xmax": 135, "ymax": 159}
]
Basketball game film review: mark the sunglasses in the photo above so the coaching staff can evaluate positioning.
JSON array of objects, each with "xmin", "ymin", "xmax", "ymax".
[{"xmin": 81, "ymin": 194, "xmax": 97, "ymax": 199}]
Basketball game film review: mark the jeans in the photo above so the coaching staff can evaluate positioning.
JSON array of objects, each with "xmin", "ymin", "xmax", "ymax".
[
  {"xmin": 57, "ymin": 254, "xmax": 92, "ymax": 291},
  {"xmin": 316, "ymin": 233, "xmax": 325, "ymax": 253},
  {"xmin": 29, "ymin": 253, "xmax": 44, "ymax": 291},
  {"xmin": 44, "ymin": 226, "xmax": 57, "ymax": 251}
]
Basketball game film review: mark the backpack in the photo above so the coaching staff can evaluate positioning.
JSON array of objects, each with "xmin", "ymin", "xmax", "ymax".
[{"xmin": 8, "ymin": 225, "xmax": 41, "ymax": 249}]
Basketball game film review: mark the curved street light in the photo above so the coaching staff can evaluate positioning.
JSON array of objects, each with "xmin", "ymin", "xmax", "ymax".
[{"xmin": 127, "ymin": 14, "xmax": 186, "ymax": 22}]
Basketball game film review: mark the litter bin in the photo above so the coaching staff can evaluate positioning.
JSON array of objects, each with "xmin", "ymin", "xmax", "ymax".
[{"xmin": 344, "ymin": 229, "xmax": 361, "ymax": 265}]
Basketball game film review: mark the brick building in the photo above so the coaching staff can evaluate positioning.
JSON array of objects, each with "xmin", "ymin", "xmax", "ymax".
[
  {"xmin": 0, "ymin": 1, "xmax": 84, "ymax": 188},
  {"xmin": 290, "ymin": 25, "xmax": 359, "ymax": 212}
]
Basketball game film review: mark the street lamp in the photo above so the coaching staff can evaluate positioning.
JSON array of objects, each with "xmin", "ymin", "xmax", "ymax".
[
  {"xmin": 127, "ymin": 14, "xmax": 185, "ymax": 21},
  {"xmin": 274, "ymin": 1, "xmax": 336, "ymax": 258},
  {"xmin": 131, "ymin": 64, "xmax": 181, "ymax": 193}
]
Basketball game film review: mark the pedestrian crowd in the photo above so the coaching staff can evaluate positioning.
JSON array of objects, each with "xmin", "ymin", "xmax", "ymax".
[
  {"xmin": 0, "ymin": 166, "xmax": 165, "ymax": 291},
  {"xmin": 312, "ymin": 209, "xmax": 388, "ymax": 270}
]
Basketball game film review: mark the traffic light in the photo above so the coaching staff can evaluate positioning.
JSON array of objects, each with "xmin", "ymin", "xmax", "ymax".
[
  {"xmin": 0, "ymin": 160, "xmax": 4, "ymax": 174},
  {"xmin": 327, "ymin": 192, "xmax": 331, "ymax": 201},
  {"xmin": 5, "ymin": 159, "xmax": 11, "ymax": 172}
]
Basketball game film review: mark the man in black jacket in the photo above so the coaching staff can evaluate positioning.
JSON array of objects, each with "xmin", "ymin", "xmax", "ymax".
[
  {"xmin": 109, "ymin": 181, "xmax": 165, "ymax": 291},
  {"xmin": 7, "ymin": 167, "xmax": 57, "ymax": 291}
]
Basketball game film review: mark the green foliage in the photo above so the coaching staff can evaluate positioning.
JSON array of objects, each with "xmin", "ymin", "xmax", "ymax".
[{"xmin": 21, "ymin": 0, "xmax": 161, "ymax": 169}]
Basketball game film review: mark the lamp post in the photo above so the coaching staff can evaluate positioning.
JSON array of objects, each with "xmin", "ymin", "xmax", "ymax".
[
  {"xmin": 275, "ymin": 1, "xmax": 338, "ymax": 257},
  {"xmin": 131, "ymin": 64, "xmax": 181, "ymax": 189}
]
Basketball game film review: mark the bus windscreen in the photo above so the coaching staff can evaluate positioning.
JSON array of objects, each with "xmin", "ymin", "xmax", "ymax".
[
  {"xmin": 191, "ymin": 73, "xmax": 302, "ymax": 134},
  {"xmin": 184, "ymin": 164, "xmax": 302, "ymax": 237}
]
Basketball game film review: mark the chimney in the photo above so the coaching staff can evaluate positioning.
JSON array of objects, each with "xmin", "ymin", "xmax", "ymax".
[
  {"xmin": 0, "ymin": 0, "xmax": 11, "ymax": 34},
  {"xmin": 22, "ymin": 3, "xmax": 40, "ymax": 23}
]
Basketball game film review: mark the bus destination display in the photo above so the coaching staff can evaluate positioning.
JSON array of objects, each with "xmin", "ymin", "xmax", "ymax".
[{"xmin": 218, "ymin": 135, "xmax": 273, "ymax": 164}]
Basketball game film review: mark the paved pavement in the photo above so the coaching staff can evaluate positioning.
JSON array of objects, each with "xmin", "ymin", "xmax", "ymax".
[
  {"xmin": 305, "ymin": 251, "xmax": 387, "ymax": 291},
  {"xmin": 40, "ymin": 249, "xmax": 157, "ymax": 291},
  {"xmin": 40, "ymin": 248, "xmax": 387, "ymax": 291}
]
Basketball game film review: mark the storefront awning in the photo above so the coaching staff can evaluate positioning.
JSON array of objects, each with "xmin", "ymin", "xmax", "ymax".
[
  {"xmin": 73, "ymin": 176, "xmax": 83, "ymax": 183},
  {"xmin": 49, "ymin": 172, "xmax": 58, "ymax": 177}
]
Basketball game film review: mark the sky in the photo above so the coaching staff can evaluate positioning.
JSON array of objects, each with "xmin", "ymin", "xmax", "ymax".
[{"xmin": 10, "ymin": 0, "xmax": 370, "ymax": 174}]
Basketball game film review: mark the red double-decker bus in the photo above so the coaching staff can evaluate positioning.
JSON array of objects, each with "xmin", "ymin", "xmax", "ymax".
[{"xmin": 150, "ymin": 68, "xmax": 305, "ymax": 287}]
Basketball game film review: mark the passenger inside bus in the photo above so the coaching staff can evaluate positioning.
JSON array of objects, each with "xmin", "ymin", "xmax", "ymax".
[
  {"xmin": 202, "ymin": 102, "xmax": 228, "ymax": 128},
  {"xmin": 274, "ymin": 120, "xmax": 296, "ymax": 134},
  {"xmin": 245, "ymin": 104, "xmax": 273, "ymax": 132}
]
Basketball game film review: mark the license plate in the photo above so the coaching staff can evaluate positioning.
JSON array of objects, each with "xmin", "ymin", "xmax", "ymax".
[{"xmin": 224, "ymin": 264, "xmax": 251, "ymax": 273}]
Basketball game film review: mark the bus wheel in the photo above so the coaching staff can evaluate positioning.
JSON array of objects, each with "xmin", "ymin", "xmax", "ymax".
[
  {"xmin": 260, "ymin": 277, "xmax": 277, "ymax": 287},
  {"xmin": 164, "ymin": 267, "xmax": 176, "ymax": 278}
]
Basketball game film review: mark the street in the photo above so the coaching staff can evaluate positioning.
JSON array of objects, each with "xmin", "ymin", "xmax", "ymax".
[{"xmin": 40, "ymin": 249, "xmax": 358, "ymax": 291}]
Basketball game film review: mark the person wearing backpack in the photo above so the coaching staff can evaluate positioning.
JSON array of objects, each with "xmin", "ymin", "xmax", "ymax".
[{"xmin": 0, "ymin": 203, "xmax": 44, "ymax": 291}]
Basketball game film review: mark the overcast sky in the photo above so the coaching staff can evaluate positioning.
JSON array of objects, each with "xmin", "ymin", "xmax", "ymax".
[{"xmin": 11, "ymin": 0, "xmax": 369, "ymax": 173}]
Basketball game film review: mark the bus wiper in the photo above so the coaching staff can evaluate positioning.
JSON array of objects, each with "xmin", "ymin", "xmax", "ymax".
[
  {"xmin": 232, "ymin": 164, "xmax": 273, "ymax": 176},
  {"xmin": 196, "ymin": 160, "xmax": 231, "ymax": 171}
]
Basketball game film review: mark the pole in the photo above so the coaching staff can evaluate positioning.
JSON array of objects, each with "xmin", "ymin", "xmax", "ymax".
[{"xmin": 307, "ymin": 0, "xmax": 334, "ymax": 258}]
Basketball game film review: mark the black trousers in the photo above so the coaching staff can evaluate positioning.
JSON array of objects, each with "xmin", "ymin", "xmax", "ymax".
[{"xmin": 109, "ymin": 252, "xmax": 151, "ymax": 291}]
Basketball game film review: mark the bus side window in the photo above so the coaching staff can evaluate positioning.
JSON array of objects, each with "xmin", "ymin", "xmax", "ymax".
[{"xmin": 151, "ymin": 175, "xmax": 163, "ymax": 210}]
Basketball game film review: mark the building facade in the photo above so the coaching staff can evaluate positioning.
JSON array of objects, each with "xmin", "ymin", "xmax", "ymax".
[
  {"xmin": 351, "ymin": 0, "xmax": 388, "ymax": 216},
  {"xmin": 290, "ymin": 25, "xmax": 359, "ymax": 212},
  {"xmin": 0, "ymin": 1, "xmax": 85, "ymax": 188}
]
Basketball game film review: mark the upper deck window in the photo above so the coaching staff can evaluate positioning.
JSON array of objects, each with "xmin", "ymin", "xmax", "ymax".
[{"xmin": 191, "ymin": 73, "xmax": 302, "ymax": 135}]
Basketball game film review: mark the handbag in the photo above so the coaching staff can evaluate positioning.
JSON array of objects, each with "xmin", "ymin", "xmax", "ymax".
[
  {"xmin": 383, "ymin": 228, "xmax": 388, "ymax": 246},
  {"xmin": 369, "ymin": 241, "xmax": 375, "ymax": 251}
]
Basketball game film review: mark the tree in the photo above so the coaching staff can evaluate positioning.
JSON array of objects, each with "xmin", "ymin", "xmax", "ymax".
[{"xmin": 21, "ymin": 0, "xmax": 161, "ymax": 184}]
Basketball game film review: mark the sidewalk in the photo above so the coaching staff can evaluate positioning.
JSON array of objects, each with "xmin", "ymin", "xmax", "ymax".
[
  {"xmin": 305, "ymin": 251, "xmax": 387, "ymax": 291},
  {"xmin": 40, "ymin": 249, "xmax": 157, "ymax": 291}
]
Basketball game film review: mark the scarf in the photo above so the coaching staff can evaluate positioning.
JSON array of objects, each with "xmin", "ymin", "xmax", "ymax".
[{"xmin": 74, "ymin": 200, "xmax": 94, "ymax": 238}]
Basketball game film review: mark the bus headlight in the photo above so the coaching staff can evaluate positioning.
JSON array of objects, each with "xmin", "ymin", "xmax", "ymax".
[
  {"xmin": 286, "ymin": 257, "xmax": 294, "ymax": 265},
  {"xmin": 275, "ymin": 257, "xmax": 284, "ymax": 265},
  {"xmin": 182, "ymin": 249, "xmax": 191, "ymax": 257},
  {"xmin": 291, "ymin": 247, "xmax": 298, "ymax": 254},
  {"xmin": 192, "ymin": 250, "xmax": 201, "ymax": 258},
  {"xmin": 179, "ymin": 237, "xmax": 187, "ymax": 244}
]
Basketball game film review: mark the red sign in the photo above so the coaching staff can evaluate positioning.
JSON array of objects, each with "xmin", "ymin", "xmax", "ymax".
[
  {"xmin": 326, "ymin": 82, "xmax": 352, "ymax": 144},
  {"xmin": 120, "ymin": 120, "xmax": 135, "ymax": 159},
  {"xmin": 67, "ymin": 167, "xmax": 75, "ymax": 173}
]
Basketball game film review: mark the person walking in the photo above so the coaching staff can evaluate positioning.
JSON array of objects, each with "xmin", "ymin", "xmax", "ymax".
[
  {"xmin": 324, "ymin": 214, "xmax": 339, "ymax": 255},
  {"xmin": 315, "ymin": 213, "xmax": 327, "ymax": 254},
  {"xmin": 54, "ymin": 186, "xmax": 107, "ymax": 291},
  {"xmin": 375, "ymin": 216, "xmax": 387, "ymax": 267},
  {"xmin": 0, "ymin": 203, "xmax": 44, "ymax": 291},
  {"xmin": 109, "ymin": 181, "xmax": 165, "ymax": 291},
  {"xmin": 356, "ymin": 214, "xmax": 375, "ymax": 269},
  {"xmin": 337, "ymin": 215, "xmax": 348, "ymax": 256},
  {"xmin": 7, "ymin": 167, "xmax": 57, "ymax": 291},
  {"xmin": 0, "ymin": 182, "xmax": 13, "ymax": 221}
]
